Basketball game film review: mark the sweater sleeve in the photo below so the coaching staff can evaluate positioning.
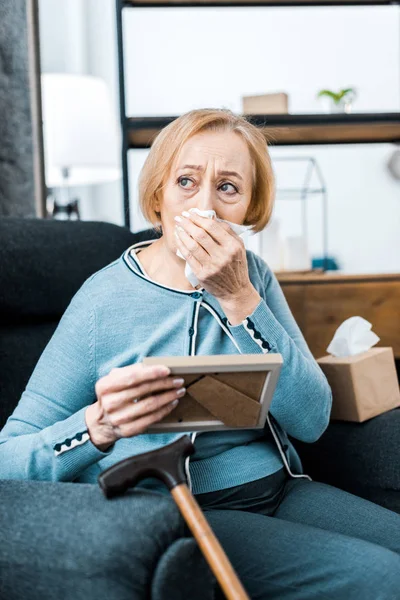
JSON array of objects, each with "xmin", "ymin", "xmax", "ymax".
[
  {"xmin": 225, "ymin": 257, "xmax": 332, "ymax": 443},
  {"xmin": 0, "ymin": 284, "xmax": 113, "ymax": 481}
]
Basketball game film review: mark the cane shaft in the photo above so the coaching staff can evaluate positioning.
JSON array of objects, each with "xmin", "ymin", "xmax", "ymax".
[{"xmin": 171, "ymin": 483, "xmax": 249, "ymax": 600}]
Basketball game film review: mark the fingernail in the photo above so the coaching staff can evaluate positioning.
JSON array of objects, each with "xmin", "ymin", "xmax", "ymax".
[
  {"xmin": 182, "ymin": 211, "xmax": 191, "ymax": 218},
  {"xmin": 176, "ymin": 387, "xmax": 186, "ymax": 396},
  {"xmin": 174, "ymin": 215, "xmax": 182, "ymax": 222},
  {"xmin": 173, "ymin": 378, "xmax": 185, "ymax": 386},
  {"xmin": 171, "ymin": 399, "xmax": 179, "ymax": 407}
]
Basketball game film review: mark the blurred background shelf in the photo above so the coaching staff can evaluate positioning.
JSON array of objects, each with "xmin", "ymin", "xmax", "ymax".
[
  {"xmin": 126, "ymin": 113, "xmax": 400, "ymax": 149},
  {"xmin": 124, "ymin": 0, "xmax": 399, "ymax": 6}
]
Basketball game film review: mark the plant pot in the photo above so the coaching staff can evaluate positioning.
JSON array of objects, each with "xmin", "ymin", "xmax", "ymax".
[{"xmin": 329, "ymin": 98, "xmax": 354, "ymax": 114}]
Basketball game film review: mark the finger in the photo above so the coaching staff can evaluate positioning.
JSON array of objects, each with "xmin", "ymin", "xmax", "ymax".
[
  {"xmin": 175, "ymin": 215, "xmax": 215, "ymax": 254},
  {"xmin": 110, "ymin": 388, "xmax": 184, "ymax": 429},
  {"xmin": 104, "ymin": 376, "xmax": 185, "ymax": 411},
  {"xmin": 109, "ymin": 397, "xmax": 179, "ymax": 440},
  {"xmin": 97, "ymin": 363, "xmax": 170, "ymax": 395},
  {"xmin": 174, "ymin": 227, "xmax": 203, "ymax": 270},
  {"xmin": 174, "ymin": 222, "xmax": 209, "ymax": 263},
  {"xmin": 184, "ymin": 211, "xmax": 239, "ymax": 243},
  {"xmin": 124, "ymin": 399, "xmax": 180, "ymax": 437}
]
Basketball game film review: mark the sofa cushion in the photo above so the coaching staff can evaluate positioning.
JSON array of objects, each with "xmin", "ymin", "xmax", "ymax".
[
  {"xmin": 0, "ymin": 218, "xmax": 160, "ymax": 427},
  {"xmin": 0, "ymin": 480, "xmax": 215, "ymax": 600},
  {"xmin": 292, "ymin": 408, "xmax": 400, "ymax": 514},
  {"xmin": 0, "ymin": 218, "xmax": 142, "ymax": 319}
]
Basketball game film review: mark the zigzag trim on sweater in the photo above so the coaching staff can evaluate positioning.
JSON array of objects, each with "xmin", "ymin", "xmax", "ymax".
[
  {"xmin": 53, "ymin": 430, "xmax": 90, "ymax": 457},
  {"xmin": 242, "ymin": 317, "xmax": 271, "ymax": 354}
]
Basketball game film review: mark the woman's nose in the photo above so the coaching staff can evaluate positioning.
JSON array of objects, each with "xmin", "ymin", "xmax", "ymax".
[{"xmin": 194, "ymin": 183, "xmax": 216, "ymax": 212}]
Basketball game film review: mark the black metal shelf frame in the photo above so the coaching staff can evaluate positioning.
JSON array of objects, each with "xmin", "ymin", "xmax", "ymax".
[{"xmin": 123, "ymin": 0, "xmax": 399, "ymax": 6}]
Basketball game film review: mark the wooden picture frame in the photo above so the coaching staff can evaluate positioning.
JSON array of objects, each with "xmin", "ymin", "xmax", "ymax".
[{"xmin": 143, "ymin": 354, "xmax": 283, "ymax": 433}]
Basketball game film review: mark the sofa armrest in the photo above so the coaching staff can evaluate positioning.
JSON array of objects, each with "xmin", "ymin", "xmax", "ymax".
[
  {"xmin": 292, "ymin": 408, "xmax": 400, "ymax": 515},
  {"xmin": 0, "ymin": 480, "xmax": 215, "ymax": 600}
]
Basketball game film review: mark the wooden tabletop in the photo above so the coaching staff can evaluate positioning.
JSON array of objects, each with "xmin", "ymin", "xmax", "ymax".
[{"xmin": 276, "ymin": 271, "xmax": 400, "ymax": 284}]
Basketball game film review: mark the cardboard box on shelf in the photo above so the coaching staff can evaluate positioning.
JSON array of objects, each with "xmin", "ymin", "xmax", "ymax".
[
  {"xmin": 242, "ymin": 92, "xmax": 289, "ymax": 115},
  {"xmin": 317, "ymin": 347, "xmax": 400, "ymax": 423}
]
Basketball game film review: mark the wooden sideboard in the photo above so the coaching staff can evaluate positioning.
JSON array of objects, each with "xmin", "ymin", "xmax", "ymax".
[{"xmin": 277, "ymin": 272, "xmax": 400, "ymax": 360}]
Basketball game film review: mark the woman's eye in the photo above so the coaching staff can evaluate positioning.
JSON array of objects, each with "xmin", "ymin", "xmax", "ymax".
[
  {"xmin": 178, "ymin": 177, "xmax": 195, "ymax": 189},
  {"xmin": 220, "ymin": 182, "xmax": 238, "ymax": 194}
]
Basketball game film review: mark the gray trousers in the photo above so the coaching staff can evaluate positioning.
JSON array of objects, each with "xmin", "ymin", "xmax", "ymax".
[{"xmin": 195, "ymin": 468, "xmax": 400, "ymax": 599}]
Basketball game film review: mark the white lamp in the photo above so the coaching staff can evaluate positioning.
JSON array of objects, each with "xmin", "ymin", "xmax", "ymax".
[{"xmin": 41, "ymin": 73, "xmax": 121, "ymax": 219}]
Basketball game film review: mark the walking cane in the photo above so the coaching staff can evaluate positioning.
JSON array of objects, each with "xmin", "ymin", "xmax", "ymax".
[{"xmin": 98, "ymin": 434, "xmax": 250, "ymax": 600}]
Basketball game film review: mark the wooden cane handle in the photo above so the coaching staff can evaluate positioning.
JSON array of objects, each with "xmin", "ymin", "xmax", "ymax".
[{"xmin": 171, "ymin": 483, "xmax": 249, "ymax": 600}]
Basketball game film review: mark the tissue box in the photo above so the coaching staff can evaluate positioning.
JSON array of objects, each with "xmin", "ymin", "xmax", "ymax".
[{"xmin": 317, "ymin": 347, "xmax": 400, "ymax": 422}]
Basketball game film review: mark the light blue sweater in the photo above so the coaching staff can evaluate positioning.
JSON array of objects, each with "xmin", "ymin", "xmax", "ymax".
[{"xmin": 0, "ymin": 239, "xmax": 332, "ymax": 494}]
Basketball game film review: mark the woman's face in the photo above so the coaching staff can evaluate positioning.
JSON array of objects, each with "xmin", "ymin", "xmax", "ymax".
[{"xmin": 157, "ymin": 130, "xmax": 253, "ymax": 250}]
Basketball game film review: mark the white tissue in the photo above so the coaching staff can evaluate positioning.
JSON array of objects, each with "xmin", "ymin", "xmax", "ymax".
[
  {"xmin": 326, "ymin": 316, "xmax": 380, "ymax": 357},
  {"xmin": 176, "ymin": 208, "xmax": 252, "ymax": 288}
]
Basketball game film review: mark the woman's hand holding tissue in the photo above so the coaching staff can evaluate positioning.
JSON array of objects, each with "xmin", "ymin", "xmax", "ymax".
[{"xmin": 174, "ymin": 209, "xmax": 261, "ymax": 325}]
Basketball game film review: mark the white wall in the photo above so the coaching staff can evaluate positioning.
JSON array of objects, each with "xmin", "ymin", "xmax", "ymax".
[
  {"xmin": 39, "ymin": 0, "xmax": 87, "ymax": 74},
  {"xmin": 39, "ymin": 1, "xmax": 400, "ymax": 272},
  {"xmin": 84, "ymin": 0, "xmax": 124, "ymax": 226},
  {"xmin": 123, "ymin": 7, "xmax": 398, "ymax": 115}
]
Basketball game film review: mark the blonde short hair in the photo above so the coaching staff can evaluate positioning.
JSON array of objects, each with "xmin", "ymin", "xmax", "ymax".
[{"xmin": 138, "ymin": 108, "xmax": 275, "ymax": 233}]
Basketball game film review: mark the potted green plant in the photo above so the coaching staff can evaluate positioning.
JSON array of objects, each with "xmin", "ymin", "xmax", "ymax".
[{"xmin": 317, "ymin": 87, "xmax": 357, "ymax": 114}]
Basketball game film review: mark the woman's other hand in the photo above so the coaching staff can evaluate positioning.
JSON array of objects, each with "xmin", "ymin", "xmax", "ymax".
[
  {"xmin": 85, "ymin": 364, "xmax": 185, "ymax": 451},
  {"xmin": 174, "ymin": 211, "xmax": 261, "ymax": 324}
]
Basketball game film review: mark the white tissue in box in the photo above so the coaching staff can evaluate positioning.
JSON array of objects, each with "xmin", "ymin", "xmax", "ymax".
[{"xmin": 327, "ymin": 316, "xmax": 380, "ymax": 357}]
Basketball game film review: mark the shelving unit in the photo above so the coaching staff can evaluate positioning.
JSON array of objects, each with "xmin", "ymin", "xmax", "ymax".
[
  {"xmin": 124, "ymin": 0, "xmax": 398, "ymax": 6},
  {"xmin": 127, "ymin": 113, "xmax": 400, "ymax": 149},
  {"xmin": 116, "ymin": 0, "xmax": 400, "ymax": 228}
]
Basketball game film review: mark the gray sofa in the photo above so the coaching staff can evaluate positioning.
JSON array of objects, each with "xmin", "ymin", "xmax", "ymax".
[{"xmin": 1, "ymin": 217, "xmax": 399, "ymax": 599}]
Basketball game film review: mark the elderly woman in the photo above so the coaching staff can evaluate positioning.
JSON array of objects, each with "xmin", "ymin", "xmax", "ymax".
[{"xmin": 1, "ymin": 108, "xmax": 400, "ymax": 599}]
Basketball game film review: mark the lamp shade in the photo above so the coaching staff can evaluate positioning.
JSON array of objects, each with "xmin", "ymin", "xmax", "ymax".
[{"xmin": 41, "ymin": 73, "xmax": 121, "ymax": 187}]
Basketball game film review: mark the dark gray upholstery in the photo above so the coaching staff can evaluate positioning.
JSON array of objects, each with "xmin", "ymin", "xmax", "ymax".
[
  {"xmin": 0, "ymin": 480, "xmax": 215, "ymax": 600},
  {"xmin": 292, "ymin": 408, "xmax": 400, "ymax": 514}
]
